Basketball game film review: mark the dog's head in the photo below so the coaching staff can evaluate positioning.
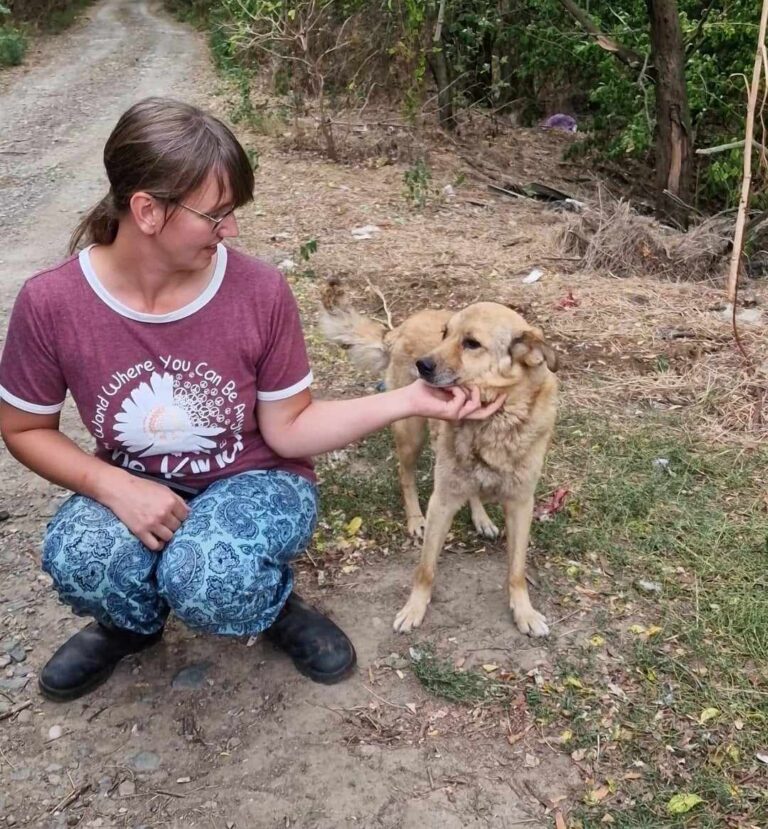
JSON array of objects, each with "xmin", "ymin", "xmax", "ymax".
[{"xmin": 414, "ymin": 302, "xmax": 558, "ymax": 394}]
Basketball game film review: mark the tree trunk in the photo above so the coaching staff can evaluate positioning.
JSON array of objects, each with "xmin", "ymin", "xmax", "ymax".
[
  {"xmin": 647, "ymin": 0, "xmax": 693, "ymax": 227},
  {"xmin": 430, "ymin": 0, "xmax": 455, "ymax": 131}
]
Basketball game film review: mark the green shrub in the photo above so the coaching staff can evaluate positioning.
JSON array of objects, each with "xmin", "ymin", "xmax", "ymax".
[{"xmin": 0, "ymin": 24, "xmax": 26, "ymax": 66}]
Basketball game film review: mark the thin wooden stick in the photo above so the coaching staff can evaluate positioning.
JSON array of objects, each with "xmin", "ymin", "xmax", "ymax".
[
  {"xmin": 727, "ymin": 0, "xmax": 768, "ymax": 334},
  {"xmin": 0, "ymin": 700, "xmax": 31, "ymax": 722}
]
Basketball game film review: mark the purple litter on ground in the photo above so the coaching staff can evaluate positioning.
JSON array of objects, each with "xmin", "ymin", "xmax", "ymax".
[{"xmin": 541, "ymin": 114, "xmax": 577, "ymax": 133}]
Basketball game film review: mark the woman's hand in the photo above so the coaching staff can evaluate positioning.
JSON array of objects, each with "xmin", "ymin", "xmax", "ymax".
[
  {"xmin": 402, "ymin": 380, "xmax": 506, "ymax": 421},
  {"xmin": 98, "ymin": 471, "xmax": 190, "ymax": 552}
]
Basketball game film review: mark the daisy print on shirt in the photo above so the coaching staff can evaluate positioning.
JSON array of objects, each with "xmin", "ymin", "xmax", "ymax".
[{"xmin": 92, "ymin": 354, "xmax": 247, "ymax": 482}]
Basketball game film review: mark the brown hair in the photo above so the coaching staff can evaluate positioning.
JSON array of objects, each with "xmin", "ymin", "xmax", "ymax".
[{"xmin": 69, "ymin": 97, "xmax": 254, "ymax": 253}]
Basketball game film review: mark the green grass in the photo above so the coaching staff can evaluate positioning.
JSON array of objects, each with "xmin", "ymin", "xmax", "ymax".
[
  {"xmin": 410, "ymin": 644, "xmax": 519, "ymax": 707},
  {"xmin": 314, "ymin": 412, "xmax": 768, "ymax": 827}
]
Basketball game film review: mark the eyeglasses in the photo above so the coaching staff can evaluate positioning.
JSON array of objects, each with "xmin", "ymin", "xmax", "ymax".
[{"xmin": 174, "ymin": 201, "xmax": 236, "ymax": 230}]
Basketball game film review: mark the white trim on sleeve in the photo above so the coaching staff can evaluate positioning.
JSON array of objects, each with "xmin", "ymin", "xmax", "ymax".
[
  {"xmin": 0, "ymin": 385, "xmax": 65, "ymax": 414},
  {"xmin": 257, "ymin": 371, "xmax": 313, "ymax": 402}
]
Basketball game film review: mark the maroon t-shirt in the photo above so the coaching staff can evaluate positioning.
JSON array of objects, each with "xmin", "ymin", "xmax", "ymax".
[{"xmin": 0, "ymin": 245, "xmax": 315, "ymax": 489}]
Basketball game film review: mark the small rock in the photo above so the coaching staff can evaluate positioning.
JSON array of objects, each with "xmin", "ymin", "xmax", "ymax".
[
  {"xmin": 48, "ymin": 774, "xmax": 62, "ymax": 785},
  {"xmin": 46, "ymin": 763, "xmax": 64, "ymax": 773},
  {"xmin": 8, "ymin": 646, "xmax": 27, "ymax": 663},
  {"xmin": 48, "ymin": 724, "xmax": 64, "ymax": 741},
  {"xmin": 96, "ymin": 776, "xmax": 113, "ymax": 795},
  {"xmin": 379, "ymin": 653, "xmax": 408, "ymax": 670},
  {"xmin": 0, "ymin": 655, "xmax": 10, "ymax": 668},
  {"xmin": 118, "ymin": 780, "xmax": 136, "ymax": 797},
  {"xmin": 171, "ymin": 662, "xmax": 211, "ymax": 690},
  {"xmin": 128, "ymin": 751, "xmax": 160, "ymax": 772},
  {"xmin": 0, "ymin": 510, "xmax": 10, "ymax": 521},
  {"xmin": 10, "ymin": 767, "xmax": 32, "ymax": 781},
  {"xmin": 351, "ymin": 224, "xmax": 381, "ymax": 241},
  {"xmin": 7, "ymin": 815, "xmax": 16, "ymax": 826},
  {"xmin": 635, "ymin": 579, "xmax": 663, "ymax": 595},
  {"xmin": 524, "ymin": 753, "xmax": 541, "ymax": 768},
  {"xmin": 0, "ymin": 638, "xmax": 19, "ymax": 654},
  {"xmin": 0, "ymin": 676, "xmax": 30, "ymax": 691}
]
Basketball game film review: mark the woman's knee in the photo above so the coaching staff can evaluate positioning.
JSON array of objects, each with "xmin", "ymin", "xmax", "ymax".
[
  {"xmin": 42, "ymin": 495, "xmax": 159, "ymax": 615},
  {"xmin": 203, "ymin": 470, "xmax": 319, "ymax": 562},
  {"xmin": 43, "ymin": 496, "xmax": 133, "ymax": 586},
  {"xmin": 157, "ymin": 535, "xmax": 291, "ymax": 635}
]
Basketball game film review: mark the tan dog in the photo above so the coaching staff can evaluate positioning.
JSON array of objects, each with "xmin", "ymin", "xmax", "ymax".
[{"xmin": 320, "ymin": 281, "xmax": 558, "ymax": 637}]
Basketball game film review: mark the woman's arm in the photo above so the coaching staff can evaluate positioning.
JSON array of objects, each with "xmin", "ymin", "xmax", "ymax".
[
  {"xmin": 0, "ymin": 402, "xmax": 188, "ymax": 550},
  {"xmin": 257, "ymin": 380, "xmax": 505, "ymax": 459}
]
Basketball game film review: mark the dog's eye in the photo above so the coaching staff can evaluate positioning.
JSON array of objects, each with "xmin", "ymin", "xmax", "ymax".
[
  {"xmin": 463, "ymin": 337, "xmax": 482, "ymax": 350},
  {"xmin": 441, "ymin": 326, "xmax": 448, "ymax": 340}
]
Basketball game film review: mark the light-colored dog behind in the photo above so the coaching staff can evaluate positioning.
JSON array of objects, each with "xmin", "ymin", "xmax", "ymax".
[{"xmin": 319, "ymin": 280, "xmax": 559, "ymax": 637}]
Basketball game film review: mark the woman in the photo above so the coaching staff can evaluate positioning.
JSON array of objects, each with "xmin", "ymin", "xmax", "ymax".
[{"xmin": 0, "ymin": 97, "xmax": 502, "ymax": 702}]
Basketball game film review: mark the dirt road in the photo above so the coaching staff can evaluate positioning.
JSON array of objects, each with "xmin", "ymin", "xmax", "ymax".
[{"xmin": 0, "ymin": 3, "xmax": 575, "ymax": 826}]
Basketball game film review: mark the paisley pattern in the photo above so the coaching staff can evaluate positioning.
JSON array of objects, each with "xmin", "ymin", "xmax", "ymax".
[{"xmin": 42, "ymin": 470, "xmax": 318, "ymax": 636}]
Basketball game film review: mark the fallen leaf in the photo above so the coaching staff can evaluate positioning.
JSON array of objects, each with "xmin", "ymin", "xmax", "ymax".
[
  {"xmin": 756, "ymin": 751, "xmax": 768, "ymax": 764},
  {"xmin": 345, "ymin": 516, "xmax": 363, "ymax": 536},
  {"xmin": 646, "ymin": 625, "xmax": 663, "ymax": 637},
  {"xmin": 584, "ymin": 786, "xmax": 610, "ymax": 805},
  {"xmin": 628, "ymin": 624, "xmax": 647, "ymax": 635},
  {"xmin": 563, "ymin": 676, "xmax": 583, "ymax": 689},
  {"xmin": 667, "ymin": 793, "xmax": 703, "ymax": 814},
  {"xmin": 590, "ymin": 635, "xmax": 605, "ymax": 647},
  {"xmin": 482, "ymin": 663, "xmax": 499, "ymax": 673},
  {"xmin": 560, "ymin": 729, "xmax": 574, "ymax": 744},
  {"xmin": 699, "ymin": 707, "xmax": 720, "ymax": 725},
  {"xmin": 555, "ymin": 810, "xmax": 567, "ymax": 829},
  {"xmin": 405, "ymin": 703, "xmax": 417, "ymax": 715},
  {"xmin": 524, "ymin": 753, "xmax": 540, "ymax": 768}
]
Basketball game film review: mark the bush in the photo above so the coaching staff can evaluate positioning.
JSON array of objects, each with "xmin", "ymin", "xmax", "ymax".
[{"xmin": 0, "ymin": 24, "xmax": 26, "ymax": 66}]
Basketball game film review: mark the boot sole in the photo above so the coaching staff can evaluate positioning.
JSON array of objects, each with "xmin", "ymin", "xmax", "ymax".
[{"xmin": 292, "ymin": 655, "xmax": 357, "ymax": 685}]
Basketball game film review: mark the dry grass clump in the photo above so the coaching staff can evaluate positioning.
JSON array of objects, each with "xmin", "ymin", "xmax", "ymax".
[{"xmin": 558, "ymin": 193, "xmax": 733, "ymax": 283}]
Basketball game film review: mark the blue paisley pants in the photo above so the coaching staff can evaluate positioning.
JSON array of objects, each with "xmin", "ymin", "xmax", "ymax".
[{"xmin": 42, "ymin": 470, "xmax": 318, "ymax": 637}]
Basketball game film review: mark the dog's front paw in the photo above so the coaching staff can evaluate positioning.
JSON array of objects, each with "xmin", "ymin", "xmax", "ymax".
[
  {"xmin": 513, "ymin": 606, "xmax": 550, "ymax": 638},
  {"xmin": 472, "ymin": 515, "xmax": 500, "ymax": 539},
  {"xmin": 393, "ymin": 596, "xmax": 429, "ymax": 633},
  {"xmin": 407, "ymin": 516, "xmax": 426, "ymax": 539}
]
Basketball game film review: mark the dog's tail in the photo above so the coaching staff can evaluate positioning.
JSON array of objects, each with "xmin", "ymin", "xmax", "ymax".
[{"xmin": 319, "ymin": 278, "xmax": 390, "ymax": 374}]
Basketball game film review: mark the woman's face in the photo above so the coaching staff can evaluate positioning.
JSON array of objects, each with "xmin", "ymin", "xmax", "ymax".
[{"xmin": 157, "ymin": 171, "xmax": 240, "ymax": 270}]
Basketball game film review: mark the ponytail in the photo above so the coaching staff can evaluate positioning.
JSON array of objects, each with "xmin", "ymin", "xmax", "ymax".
[{"xmin": 68, "ymin": 192, "xmax": 119, "ymax": 254}]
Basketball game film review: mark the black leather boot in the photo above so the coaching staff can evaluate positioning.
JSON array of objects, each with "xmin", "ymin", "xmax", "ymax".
[
  {"xmin": 264, "ymin": 593, "xmax": 356, "ymax": 684},
  {"xmin": 39, "ymin": 622, "xmax": 163, "ymax": 701}
]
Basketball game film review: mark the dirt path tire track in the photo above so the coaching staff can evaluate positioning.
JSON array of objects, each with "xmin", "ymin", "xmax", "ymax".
[{"xmin": 0, "ymin": 0, "xmax": 211, "ymax": 286}]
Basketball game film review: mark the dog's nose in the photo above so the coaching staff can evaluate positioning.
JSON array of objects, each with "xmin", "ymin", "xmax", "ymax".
[{"xmin": 416, "ymin": 357, "xmax": 436, "ymax": 378}]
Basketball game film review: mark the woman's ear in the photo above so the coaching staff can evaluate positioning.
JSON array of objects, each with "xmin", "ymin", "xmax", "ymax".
[{"xmin": 129, "ymin": 191, "xmax": 162, "ymax": 235}]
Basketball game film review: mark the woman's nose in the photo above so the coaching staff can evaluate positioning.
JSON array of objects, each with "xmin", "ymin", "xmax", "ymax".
[{"xmin": 218, "ymin": 213, "xmax": 239, "ymax": 239}]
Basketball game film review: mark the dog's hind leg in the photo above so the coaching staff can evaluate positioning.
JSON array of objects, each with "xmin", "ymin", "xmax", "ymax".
[
  {"xmin": 393, "ymin": 416, "xmax": 428, "ymax": 538},
  {"xmin": 469, "ymin": 497, "xmax": 499, "ymax": 539},
  {"xmin": 393, "ymin": 493, "xmax": 461, "ymax": 632},
  {"xmin": 504, "ymin": 495, "xmax": 549, "ymax": 637}
]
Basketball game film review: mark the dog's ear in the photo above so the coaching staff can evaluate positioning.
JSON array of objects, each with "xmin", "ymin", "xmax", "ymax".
[{"xmin": 509, "ymin": 330, "xmax": 559, "ymax": 372}]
